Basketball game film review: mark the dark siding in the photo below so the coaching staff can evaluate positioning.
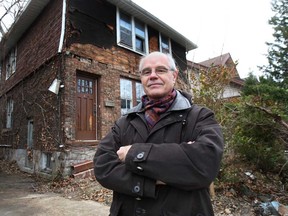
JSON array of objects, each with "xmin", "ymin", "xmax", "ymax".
[
  {"xmin": 148, "ymin": 27, "xmax": 159, "ymax": 52},
  {"xmin": 171, "ymin": 41, "xmax": 187, "ymax": 72},
  {"xmin": 67, "ymin": 0, "xmax": 116, "ymax": 48},
  {"xmin": 171, "ymin": 41, "xmax": 188, "ymax": 84}
]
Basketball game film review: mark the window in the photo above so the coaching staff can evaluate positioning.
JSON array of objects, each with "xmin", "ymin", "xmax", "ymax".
[
  {"xmin": 136, "ymin": 82, "xmax": 143, "ymax": 105},
  {"xmin": 120, "ymin": 78, "xmax": 144, "ymax": 115},
  {"xmin": 0, "ymin": 61, "xmax": 2, "ymax": 80},
  {"xmin": 6, "ymin": 47, "xmax": 17, "ymax": 80},
  {"xmin": 160, "ymin": 34, "xmax": 171, "ymax": 54},
  {"xmin": 27, "ymin": 119, "xmax": 34, "ymax": 149},
  {"xmin": 120, "ymin": 79, "xmax": 132, "ymax": 115},
  {"xmin": 135, "ymin": 20, "xmax": 146, "ymax": 53},
  {"xmin": 119, "ymin": 12, "xmax": 132, "ymax": 47},
  {"xmin": 77, "ymin": 78, "xmax": 93, "ymax": 94},
  {"xmin": 117, "ymin": 10, "xmax": 148, "ymax": 54},
  {"xmin": 41, "ymin": 152, "xmax": 52, "ymax": 173},
  {"xmin": 6, "ymin": 98, "xmax": 14, "ymax": 128}
]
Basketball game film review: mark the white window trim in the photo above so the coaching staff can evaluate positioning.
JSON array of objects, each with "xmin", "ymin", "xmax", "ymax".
[
  {"xmin": 116, "ymin": 8, "xmax": 149, "ymax": 55},
  {"xmin": 159, "ymin": 33, "xmax": 172, "ymax": 54}
]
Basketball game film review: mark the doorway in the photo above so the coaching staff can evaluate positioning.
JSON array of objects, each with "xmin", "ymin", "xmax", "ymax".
[{"xmin": 76, "ymin": 75, "xmax": 97, "ymax": 140}]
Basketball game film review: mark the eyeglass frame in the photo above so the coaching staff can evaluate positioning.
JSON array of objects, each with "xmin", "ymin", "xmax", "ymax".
[{"xmin": 139, "ymin": 66, "xmax": 175, "ymax": 77}]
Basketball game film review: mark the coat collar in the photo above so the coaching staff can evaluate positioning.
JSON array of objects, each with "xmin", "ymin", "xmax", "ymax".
[{"xmin": 125, "ymin": 90, "xmax": 192, "ymax": 115}]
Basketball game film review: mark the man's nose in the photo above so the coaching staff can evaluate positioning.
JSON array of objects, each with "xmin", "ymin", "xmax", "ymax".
[{"xmin": 149, "ymin": 69, "xmax": 159, "ymax": 77}]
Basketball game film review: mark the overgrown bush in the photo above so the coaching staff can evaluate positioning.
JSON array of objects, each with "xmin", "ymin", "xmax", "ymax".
[{"xmin": 230, "ymin": 101, "xmax": 287, "ymax": 173}]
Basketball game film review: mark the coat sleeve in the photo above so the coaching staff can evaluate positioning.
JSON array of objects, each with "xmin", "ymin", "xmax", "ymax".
[
  {"xmin": 125, "ymin": 106, "xmax": 224, "ymax": 191},
  {"xmin": 93, "ymin": 117, "xmax": 157, "ymax": 198}
]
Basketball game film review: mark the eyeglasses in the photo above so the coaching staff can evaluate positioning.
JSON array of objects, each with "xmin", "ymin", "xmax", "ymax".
[{"xmin": 140, "ymin": 66, "xmax": 172, "ymax": 76}]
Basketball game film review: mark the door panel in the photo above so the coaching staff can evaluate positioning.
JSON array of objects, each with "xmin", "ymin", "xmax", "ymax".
[{"xmin": 76, "ymin": 76, "xmax": 97, "ymax": 140}]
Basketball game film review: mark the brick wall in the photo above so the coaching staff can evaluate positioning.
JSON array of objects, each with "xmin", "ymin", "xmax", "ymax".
[
  {"xmin": 1, "ymin": 0, "xmax": 62, "ymax": 95},
  {"xmin": 63, "ymin": 44, "xmax": 139, "ymax": 140},
  {"xmin": 0, "ymin": 0, "xmax": 190, "ymax": 151},
  {"xmin": 0, "ymin": 57, "xmax": 61, "ymax": 151},
  {"xmin": 63, "ymin": 43, "xmax": 190, "ymax": 142}
]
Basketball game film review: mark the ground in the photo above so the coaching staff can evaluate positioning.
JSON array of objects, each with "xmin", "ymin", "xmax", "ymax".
[{"xmin": 1, "ymin": 159, "xmax": 287, "ymax": 216}]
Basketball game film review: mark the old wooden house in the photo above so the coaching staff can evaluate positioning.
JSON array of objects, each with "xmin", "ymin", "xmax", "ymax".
[
  {"xmin": 0, "ymin": 0, "xmax": 197, "ymax": 178},
  {"xmin": 188, "ymin": 53, "xmax": 244, "ymax": 100}
]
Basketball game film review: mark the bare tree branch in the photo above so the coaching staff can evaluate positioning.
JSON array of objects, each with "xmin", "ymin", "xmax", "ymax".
[
  {"xmin": 246, "ymin": 102, "xmax": 288, "ymax": 130},
  {"xmin": 0, "ymin": 0, "xmax": 28, "ymax": 38}
]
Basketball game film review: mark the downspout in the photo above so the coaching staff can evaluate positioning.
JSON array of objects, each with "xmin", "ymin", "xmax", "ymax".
[
  {"xmin": 57, "ymin": 0, "xmax": 67, "ymax": 148},
  {"xmin": 58, "ymin": 0, "xmax": 66, "ymax": 53}
]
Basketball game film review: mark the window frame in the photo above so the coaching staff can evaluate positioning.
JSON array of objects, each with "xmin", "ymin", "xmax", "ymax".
[
  {"xmin": 117, "ymin": 8, "xmax": 149, "ymax": 55},
  {"xmin": 120, "ymin": 78, "xmax": 133, "ymax": 115},
  {"xmin": 6, "ymin": 98, "xmax": 14, "ymax": 129},
  {"xmin": 27, "ymin": 119, "xmax": 34, "ymax": 149},
  {"xmin": 6, "ymin": 47, "xmax": 17, "ymax": 80},
  {"xmin": 159, "ymin": 33, "xmax": 172, "ymax": 54},
  {"xmin": 41, "ymin": 152, "xmax": 52, "ymax": 173},
  {"xmin": 120, "ymin": 78, "xmax": 144, "ymax": 115}
]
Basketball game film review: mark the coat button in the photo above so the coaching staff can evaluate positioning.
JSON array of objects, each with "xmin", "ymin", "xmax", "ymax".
[
  {"xmin": 136, "ymin": 207, "xmax": 146, "ymax": 216},
  {"xmin": 136, "ymin": 152, "xmax": 144, "ymax": 159},
  {"xmin": 137, "ymin": 166, "xmax": 143, "ymax": 171},
  {"xmin": 133, "ymin": 185, "xmax": 140, "ymax": 193}
]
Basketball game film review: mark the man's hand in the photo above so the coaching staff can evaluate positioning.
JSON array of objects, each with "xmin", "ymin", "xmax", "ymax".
[{"xmin": 117, "ymin": 145, "xmax": 132, "ymax": 162}]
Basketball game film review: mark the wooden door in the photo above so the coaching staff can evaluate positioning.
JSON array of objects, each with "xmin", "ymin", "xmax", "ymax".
[{"xmin": 76, "ymin": 76, "xmax": 97, "ymax": 140}]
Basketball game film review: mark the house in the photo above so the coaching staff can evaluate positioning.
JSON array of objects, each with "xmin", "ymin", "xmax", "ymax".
[
  {"xmin": 0, "ymin": 0, "xmax": 197, "ymax": 178},
  {"xmin": 188, "ymin": 53, "xmax": 244, "ymax": 100}
]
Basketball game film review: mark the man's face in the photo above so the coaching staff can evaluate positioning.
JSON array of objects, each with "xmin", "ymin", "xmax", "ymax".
[{"xmin": 140, "ymin": 55, "xmax": 178, "ymax": 100}]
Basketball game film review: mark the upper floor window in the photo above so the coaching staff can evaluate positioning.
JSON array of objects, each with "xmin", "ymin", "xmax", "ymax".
[
  {"xmin": 6, "ymin": 47, "xmax": 17, "ymax": 80},
  {"xmin": 120, "ymin": 78, "xmax": 144, "ymax": 115},
  {"xmin": 160, "ymin": 34, "xmax": 171, "ymax": 54},
  {"xmin": 117, "ymin": 9, "xmax": 148, "ymax": 54},
  {"xmin": 6, "ymin": 98, "xmax": 14, "ymax": 129}
]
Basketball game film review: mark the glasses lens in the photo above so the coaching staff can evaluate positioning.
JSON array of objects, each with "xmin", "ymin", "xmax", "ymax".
[{"xmin": 141, "ymin": 67, "xmax": 170, "ymax": 76}]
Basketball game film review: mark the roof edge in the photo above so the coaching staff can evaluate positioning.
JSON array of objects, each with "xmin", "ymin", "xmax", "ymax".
[
  {"xmin": 0, "ymin": 0, "xmax": 50, "ymax": 60},
  {"xmin": 107, "ymin": 0, "xmax": 197, "ymax": 52}
]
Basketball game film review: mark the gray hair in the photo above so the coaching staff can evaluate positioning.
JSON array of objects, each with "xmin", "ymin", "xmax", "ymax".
[{"xmin": 138, "ymin": 52, "xmax": 177, "ymax": 72}]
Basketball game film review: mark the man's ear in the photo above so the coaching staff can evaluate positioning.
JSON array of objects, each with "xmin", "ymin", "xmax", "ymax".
[{"xmin": 173, "ymin": 70, "xmax": 179, "ymax": 82}]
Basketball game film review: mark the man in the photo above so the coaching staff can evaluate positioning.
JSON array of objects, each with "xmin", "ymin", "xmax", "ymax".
[{"xmin": 94, "ymin": 51, "xmax": 224, "ymax": 216}]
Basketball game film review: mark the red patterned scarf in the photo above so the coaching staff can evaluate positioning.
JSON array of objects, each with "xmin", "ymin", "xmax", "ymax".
[{"xmin": 142, "ymin": 89, "xmax": 177, "ymax": 129}]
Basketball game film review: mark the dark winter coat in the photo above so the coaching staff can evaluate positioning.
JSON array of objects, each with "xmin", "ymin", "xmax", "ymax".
[{"xmin": 94, "ymin": 91, "xmax": 224, "ymax": 216}]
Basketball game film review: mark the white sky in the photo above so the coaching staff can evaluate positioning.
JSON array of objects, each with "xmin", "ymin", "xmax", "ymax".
[{"xmin": 132, "ymin": 0, "xmax": 275, "ymax": 78}]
